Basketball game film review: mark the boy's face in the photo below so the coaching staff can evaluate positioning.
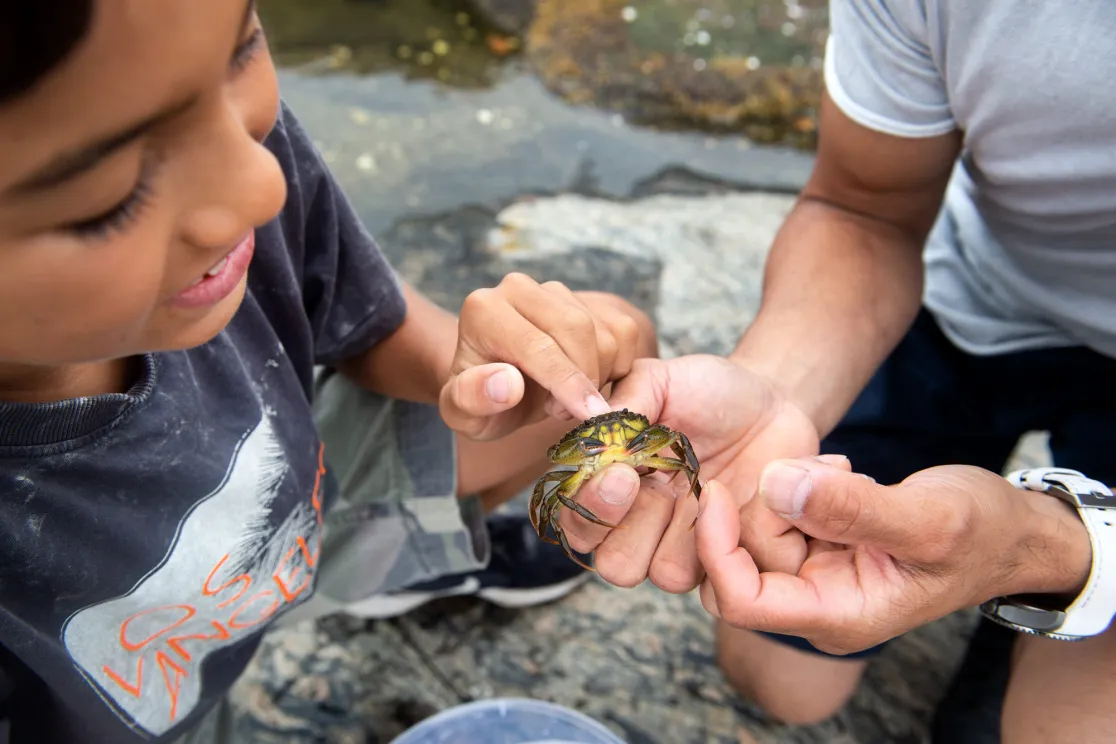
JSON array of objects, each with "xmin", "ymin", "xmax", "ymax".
[{"xmin": 0, "ymin": 0, "xmax": 286, "ymax": 369}]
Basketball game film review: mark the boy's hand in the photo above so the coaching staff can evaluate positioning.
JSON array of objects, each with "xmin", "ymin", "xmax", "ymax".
[{"xmin": 440, "ymin": 274, "xmax": 656, "ymax": 440}]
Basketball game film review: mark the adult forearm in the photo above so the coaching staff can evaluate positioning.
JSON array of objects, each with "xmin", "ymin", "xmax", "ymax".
[{"xmin": 730, "ymin": 196, "xmax": 925, "ymax": 437}]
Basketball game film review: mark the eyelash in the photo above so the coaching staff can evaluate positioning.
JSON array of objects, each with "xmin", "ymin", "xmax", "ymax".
[
  {"xmin": 65, "ymin": 25, "xmax": 266, "ymax": 241},
  {"xmin": 64, "ymin": 155, "xmax": 159, "ymax": 240},
  {"xmin": 231, "ymin": 27, "xmax": 265, "ymax": 73}
]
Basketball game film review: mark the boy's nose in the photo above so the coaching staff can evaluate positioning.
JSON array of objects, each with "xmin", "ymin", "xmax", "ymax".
[{"xmin": 180, "ymin": 119, "xmax": 287, "ymax": 251}]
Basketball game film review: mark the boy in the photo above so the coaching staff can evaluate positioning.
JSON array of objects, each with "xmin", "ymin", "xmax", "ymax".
[{"xmin": 0, "ymin": 2, "xmax": 658, "ymax": 742}]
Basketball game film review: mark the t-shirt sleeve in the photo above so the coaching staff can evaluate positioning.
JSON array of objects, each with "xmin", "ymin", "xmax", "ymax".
[
  {"xmin": 824, "ymin": 0, "xmax": 955, "ymax": 137},
  {"xmin": 268, "ymin": 102, "xmax": 408, "ymax": 366}
]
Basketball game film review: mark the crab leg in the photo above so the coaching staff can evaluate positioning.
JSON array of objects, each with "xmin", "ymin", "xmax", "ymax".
[
  {"xmin": 555, "ymin": 493, "xmax": 618, "ymax": 527},
  {"xmin": 638, "ymin": 454, "xmax": 687, "ymax": 471},
  {"xmin": 541, "ymin": 490, "xmax": 597, "ymax": 571},
  {"xmin": 529, "ymin": 470, "xmax": 573, "ymax": 537},
  {"xmin": 552, "ymin": 522, "xmax": 596, "ymax": 571},
  {"xmin": 531, "ymin": 470, "xmax": 591, "ymax": 545},
  {"xmin": 624, "ymin": 427, "xmax": 702, "ymax": 499},
  {"xmin": 532, "ymin": 470, "xmax": 617, "ymax": 570},
  {"xmin": 671, "ymin": 434, "xmax": 703, "ymax": 498},
  {"xmin": 537, "ymin": 471, "xmax": 618, "ymax": 533}
]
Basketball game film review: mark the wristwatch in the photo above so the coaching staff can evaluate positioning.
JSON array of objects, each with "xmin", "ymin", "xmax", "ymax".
[{"xmin": 979, "ymin": 467, "xmax": 1116, "ymax": 641}]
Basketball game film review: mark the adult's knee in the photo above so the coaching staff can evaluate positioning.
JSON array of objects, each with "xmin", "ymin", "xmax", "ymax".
[{"xmin": 716, "ymin": 623, "xmax": 867, "ymax": 726}]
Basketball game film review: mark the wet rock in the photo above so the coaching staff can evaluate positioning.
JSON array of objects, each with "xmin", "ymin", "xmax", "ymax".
[
  {"xmin": 276, "ymin": 67, "xmax": 814, "ymax": 239},
  {"xmin": 525, "ymin": 0, "xmax": 827, "ymax": 147},
  {"xmin": 371, "ymin": 190, "xmax": 797, "ymax": 359},
  {"xmin": 232, "ymin": 616, "xmax": 463, "ymax": 742},
  {"xmin": 485, "ymin": 191, "xmax": 796, "ymax": 356},
  {"xmin": 464, "ymin": 0, "xmax": 538, "ymax": 35},
  {"xmin": 377, "ymin": 203, "xmax": 663, "ymax": 319}
]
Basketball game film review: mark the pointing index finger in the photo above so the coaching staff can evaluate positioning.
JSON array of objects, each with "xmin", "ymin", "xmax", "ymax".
[{"xmin": 510, "ymin": 322, "xmax": 612, "ymax": 419}]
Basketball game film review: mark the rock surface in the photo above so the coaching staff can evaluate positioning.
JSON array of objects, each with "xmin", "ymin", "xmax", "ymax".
[
  {"xmin": 487, "ymin": 191, "xmax": 794, "ymax": 356},
  {"xmin": 234, "ymin": 583, "xmax": 980, "ymax": 744},
  {"xmin": 274, "ymin": 69, "xmax": 814, "ymax": 238}
]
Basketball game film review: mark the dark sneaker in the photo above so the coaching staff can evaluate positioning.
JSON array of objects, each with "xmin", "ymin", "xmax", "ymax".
[{"xmin": 345, "ymin": 513, "xmax": 594, "ymax": 619}]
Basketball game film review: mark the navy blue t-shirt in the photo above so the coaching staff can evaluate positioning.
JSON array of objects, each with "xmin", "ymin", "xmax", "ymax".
[{"xmin": 0, "ymin": 103, "xmax": 407, "ymax": 743}]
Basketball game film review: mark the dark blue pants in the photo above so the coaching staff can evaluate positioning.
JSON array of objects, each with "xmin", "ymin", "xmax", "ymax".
[{"xmin": 761, "ymin": 308, "xmax": 1116, "ymax": 741}]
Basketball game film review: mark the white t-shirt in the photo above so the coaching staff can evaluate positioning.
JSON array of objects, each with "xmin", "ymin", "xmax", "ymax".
[{"xmin": 825, "ymin": 0, "xmax": 1116, "ymax": 358}]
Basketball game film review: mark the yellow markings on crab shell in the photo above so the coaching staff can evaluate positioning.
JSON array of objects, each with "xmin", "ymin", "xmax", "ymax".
[{"xmin": 587, "ymin": 417, "xmax": 649, "ymax": 452}]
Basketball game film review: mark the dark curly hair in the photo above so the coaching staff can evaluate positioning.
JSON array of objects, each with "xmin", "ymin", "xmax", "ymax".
[{"xmin": 0, "ymin": 1, "xmax": 94, "ymax": 105}]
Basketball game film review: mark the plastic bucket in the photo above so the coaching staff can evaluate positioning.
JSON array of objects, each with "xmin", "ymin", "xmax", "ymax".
[{"xmin": 389, "ymin": 697, "xmax": 625, "ymax": 744}]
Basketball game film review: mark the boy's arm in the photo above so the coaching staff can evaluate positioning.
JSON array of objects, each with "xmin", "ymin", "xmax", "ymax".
[{"xmin": 336, "ymin": 281, "xmax": 457, "ymax": 405}]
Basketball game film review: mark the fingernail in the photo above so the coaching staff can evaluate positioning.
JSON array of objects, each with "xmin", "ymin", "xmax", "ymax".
[
  {"xmin": 600, "ymin": 467, "xmax": 639, "ymax": 505},
  {"xmin": 860, "ymin": 473, "xmax": 876, "ymax": 483},
  {"xmin": 814, "ymin": 454, "xmax": 848, "ymax": 466},
  {"xmin": 759, "ymin": 462, "xmax": 811, "ymax": 518},
  {"xmin": 486, "ymin": 371, "xmax": 510, "ymax": 403},
  {"xmin": 585, "ymin": 393, "xmax": 610, "ymax": 417}
]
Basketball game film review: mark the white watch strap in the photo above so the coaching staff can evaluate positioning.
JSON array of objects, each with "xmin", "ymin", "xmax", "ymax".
[{"xmin": 1008, "ymin": 467, "xmax": 1116, "ymax": 638}]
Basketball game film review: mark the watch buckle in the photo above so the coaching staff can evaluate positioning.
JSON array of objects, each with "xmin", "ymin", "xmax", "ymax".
[{"xmin": 1012, "ymin": 467, "xmax": 1115, "ymax": 510}]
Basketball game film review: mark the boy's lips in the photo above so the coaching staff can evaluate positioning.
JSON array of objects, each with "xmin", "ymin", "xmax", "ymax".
[{"xmin": 170, "ymin": 231, "xmax": 255, "ymax": 309}]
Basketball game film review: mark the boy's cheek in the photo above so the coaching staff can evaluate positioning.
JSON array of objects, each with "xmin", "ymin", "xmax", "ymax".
[{"xmin": 0, "ymin": 238, "xmax": 174, "ymax": 365}]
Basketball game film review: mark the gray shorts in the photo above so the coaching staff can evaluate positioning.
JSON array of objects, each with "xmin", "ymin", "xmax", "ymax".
[{"xmin": 175, "ymin": 369, "xmax": 489, "ymax": 743}]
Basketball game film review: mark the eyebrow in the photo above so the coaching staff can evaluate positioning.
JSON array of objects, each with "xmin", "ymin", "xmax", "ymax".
[{"xmin": 5, "ymin": 0, "xmax": 257, "ymax": 198}]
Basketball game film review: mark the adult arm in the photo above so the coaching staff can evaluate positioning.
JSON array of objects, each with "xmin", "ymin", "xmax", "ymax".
[{"xmin": 731, "ymin": 90, "xmax": 962, "ymax": 437}]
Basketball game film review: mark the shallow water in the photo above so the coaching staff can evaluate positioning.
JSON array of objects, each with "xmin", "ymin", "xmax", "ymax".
[
  {"xmin": 260, "ymin": 0, "xmax": 518, "ymax": 88},
  {"xmin": 259, "ymin": 0, "xmax": 817, "ymax": 237}
]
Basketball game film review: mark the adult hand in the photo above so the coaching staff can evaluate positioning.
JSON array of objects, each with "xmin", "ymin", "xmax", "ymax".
[
  {"xmin": 550, "ymin": 354, "xmax": 821, "ymax": 592},
  {"xmin": 440, "ymin": 274, "xmax": 656, "ymax": 440},
  {"xmin": 696, "ymin": 457, "xmax": 1094, "ymax": 654}
]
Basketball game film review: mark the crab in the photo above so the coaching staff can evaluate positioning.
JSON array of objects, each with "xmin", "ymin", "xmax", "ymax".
[{"xmin": 529, "ymin": 408, "xmax": 702, "ymax": 570}]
